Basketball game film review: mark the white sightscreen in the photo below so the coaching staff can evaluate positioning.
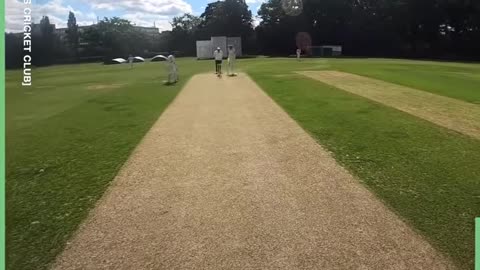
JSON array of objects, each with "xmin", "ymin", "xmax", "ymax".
[
  {"xmin": 196, "ymin": 37, "xmax": 243, "ymax": 59},
  {"xmin": 211, "ymin": 36, "xmax": 227, "ymax": 58},
  {"xmin": 196, "ymin": 40, "xmax": 213, "ymax": 59}
]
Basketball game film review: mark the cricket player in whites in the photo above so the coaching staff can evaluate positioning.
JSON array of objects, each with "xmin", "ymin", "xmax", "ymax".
[
  {"xmin": 227, "ymin": 45, "xmax": 237, "ymax": 76},
  {"xmin": 166, "ymin": 54, "xmax": 178, "ymax": 84},
  {"xmin": 214, "ymin": 47, "xmax": 223, "ymax": 77},
  {"xmin": 128, "ymin": 54, "xmax": 134, "ymax": 68}
]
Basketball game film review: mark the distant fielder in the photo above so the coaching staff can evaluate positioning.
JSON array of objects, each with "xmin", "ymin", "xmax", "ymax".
[
  {"xmin": 296, "ymin": 48, "xmax": 301, "ymax": 61},
  {"xmin": 214, "ymin": 47, "xmax": 223, "ymax": 76},
  {"xmin": 227, "ymin": 45, "xmax": 237, "ymax": 76},
  {"xmin": 128, "ymin": 54, "xmax": 134, "ymax": 68},
  {"xmin": 166, "ymin": 54, "xmax": 178, "ymax": 84}
]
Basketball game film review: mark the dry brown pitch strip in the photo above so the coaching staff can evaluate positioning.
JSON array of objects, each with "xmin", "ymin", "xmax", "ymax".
[{"xmin": 300, "ymin": 70, "xmax": 480, "ymax": 140}]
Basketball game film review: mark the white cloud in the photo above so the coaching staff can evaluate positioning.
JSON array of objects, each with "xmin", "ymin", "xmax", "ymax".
[
  {"xmin": 5, "ymin": 0, "xmax": 97, "ymax": 32},
  {"xmin": 86, "ymin": 0, "xmax": 193, "ymax": 31},
  {"xmin": 122, "ymin": 12, "xmax": 171, "ymax": 31},
  {"xmin": 253, "ymin": 16, "xmax": 261, "ymax": 27},
  {"xmin": 252, "ymin": 4, "xmax": 263, "ymax": 26},
  {"xmin": 5, "ymin": 0, "xmax": 24, "ymax": 32},
  {"xmin": 246, "ymin": 0, "xmax": 265, "ymax": 4},
  {"xmin": 87, "ymin": 0, "xmax": 192, "ymax": 16},
  {"xmin": 5, "ymin": 0, "xmax": 191, "ymax": 33}
]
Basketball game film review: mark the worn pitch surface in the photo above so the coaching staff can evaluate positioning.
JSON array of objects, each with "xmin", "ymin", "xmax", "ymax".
[
  {"xmin": 53, "ymin": 73, "xmax": 453, "ymax": 269},
  {"xmin": 300, "ymin": 70, "xmax": 480, "ymax": 140}
]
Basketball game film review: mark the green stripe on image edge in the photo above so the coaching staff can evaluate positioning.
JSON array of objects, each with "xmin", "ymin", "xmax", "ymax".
[
  {"xmin": 476, "ymin": 218, "xmax": 480, "ymax": 270},
  {"xmin": 0, "ymin": 0, "xmax": 5, "ymax": 269}
]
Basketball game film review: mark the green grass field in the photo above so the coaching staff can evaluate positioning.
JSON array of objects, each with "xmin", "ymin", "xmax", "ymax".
[{"xmin": 6, "ymin": 58, "xmax": 480, "ymax": 269}]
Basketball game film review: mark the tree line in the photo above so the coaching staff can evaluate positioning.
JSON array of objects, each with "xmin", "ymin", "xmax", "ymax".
[
  {"xmin": 5, "ymin": 0, "xmax": 480, "ymax": 68},
  {"xmin": 158, "ymin": 0, "xmax": 480, "ymax": 59},
  {"xmin": 256, "ymin": 0, "xmax": 480, "ymax": 59},
  {"xmin": 5, "ymin": 13, "xmax": 165, "ymax": 68}
]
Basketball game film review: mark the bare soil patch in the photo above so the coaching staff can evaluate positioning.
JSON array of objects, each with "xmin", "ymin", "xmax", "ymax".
[{"xmin": 86, "ymin": 83, "xmax": 125, "ymax": 90}]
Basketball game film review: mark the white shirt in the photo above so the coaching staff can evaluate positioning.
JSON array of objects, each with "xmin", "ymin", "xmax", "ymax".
[
  {"xmin": 228, "ymin": 48, "xmax": 236, "ymax": 60},
  {"xmin": 214, "ymin": 50, "xmax": 223, "ymax": 60}
]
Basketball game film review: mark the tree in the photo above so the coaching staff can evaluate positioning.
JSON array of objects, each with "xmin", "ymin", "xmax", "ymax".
[
  {"xmin": 66, "ymin": 11, "xmax": 79, "ymax": 53},
  {"xmin": 169, "ymin": 14, "xmax": 201, "ymax": 55},
  {"xmin": 5, "ymin": 33, "xmax": 23, "ymax": 68},
  {"xmin": 155, "ymin": 31, "xmax": 174, "ymax": 52},
  {"xmin": 198, "ymin": 0, "xmax": 254, "ymax": 42},
  {"xmin": 256, "ymin": 0, "xmax": 308, "ymax": 54},
  {"xmin": 254, "ymin": 0, "xmax": 480, "ymax": 59},
  {"xmin": 81, "ymin": 17, "xmax": 150, "ymax": 61},
  {"xmin": 39, "ymin": 16, "xmax": 54, "ymax": 36},
  {"xmin": 31, "ymin": 16, "xmax": 55, "ymax": 65},
  {"xmin": 172, "ymin": 14, "xmax": 201, "ymax": 33}
]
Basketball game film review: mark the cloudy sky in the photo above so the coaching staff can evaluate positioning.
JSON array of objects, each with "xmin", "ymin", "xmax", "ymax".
[{"xmin": 6, "ymin": 0, "xmax": 266, "ymax": 33}]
